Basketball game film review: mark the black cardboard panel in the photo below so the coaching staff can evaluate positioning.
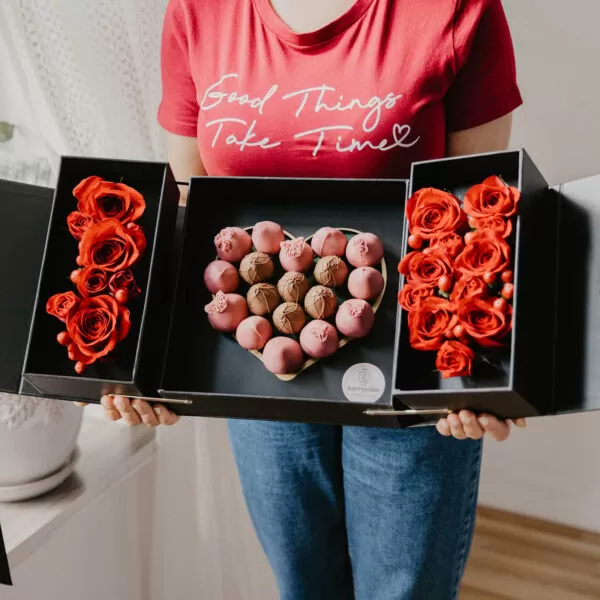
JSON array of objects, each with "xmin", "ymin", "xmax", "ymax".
[
  {"xmin": 392, "ymin": 150, "xmax": 560, "ymax": 419},
  {"xmin": 160, "ymin": 177, "xmax": 407, "ymax": 423},
  {"xmin": 553, "ymin": 175, "xmax": 600, "ymax": 414},
  {"xmin": 0, "ymin": 522, "xmax": 11, "ymax": 586},
  {"xmin": 0, "ymin": 180, "xmax": 53, "ymax": 394},
  {"xmin": 22, "ymin": 157, "xmax": 179, "ymax": 401}
]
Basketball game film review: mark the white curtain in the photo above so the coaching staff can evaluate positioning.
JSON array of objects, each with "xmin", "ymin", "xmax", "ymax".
[
  {"xmin": 1, "ymin": 0, "xmax": 168, "ymax": 173},
  {"xmin": 1, "ymin": 3, "xmax": 277, "ymax": 598}
]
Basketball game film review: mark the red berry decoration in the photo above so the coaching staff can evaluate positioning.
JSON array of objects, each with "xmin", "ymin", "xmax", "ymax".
[
  {"xmin": 464, "ymin": 231, "xmax": 475, "ymax": 244},
  {"xmin": 453, "ymin": 325, "xmax": 465, "ymax": 338},
  {"xmin": 76, "ymin": 256, "xmax": 84, "ymax": 266},
  {"xmin": 468, "ymin": 216, "xmax": 477, "ymax": 228},
  {"xmin": 438, "ymin": 275, "xmax": 452, "ymax": 293},
  {"xmin": 70, "ymin": 269, "xmax": 81, "ymax": 283},
  {"xmin": 501, "ymin": 283, "xmax": 514, "ymax": 300},
  {"xmin": 115, "ymin": 289, "xmax": 129, "ymax": 304},
  {"xmin": 408, "ymin": 235, "xmax": 423, "ymax": 250},
  {"xmin": 483, "ymin": 271, "xmax": 496, "ymax": 286},
  {"xmin": 74, "ymin": 361, "xmax": 85, "ymax": 375},
  {"xmin": 445, "ymin": 329, "xmax": 455, "ymax": 339},
  {"xmin": 57, "ymin": 331, "xmax": 71, "ymax": 346},
  {"xmin": 501, "ymin": 270, "xmax": 513, "ymax": 284},
  {"xmin": 493, "ymin": 298, "xmax": 508, "ymax": 312}
]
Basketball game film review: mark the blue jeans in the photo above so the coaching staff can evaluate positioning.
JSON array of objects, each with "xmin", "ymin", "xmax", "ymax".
[{"xmin": 228, "ymin": 421, "xmax": 482, "ymax": 600}]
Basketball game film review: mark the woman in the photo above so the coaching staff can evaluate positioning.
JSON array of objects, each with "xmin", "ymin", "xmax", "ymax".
[{"xmin": 99, "ymin": 0, "xmax": 528, "ymax": 597}]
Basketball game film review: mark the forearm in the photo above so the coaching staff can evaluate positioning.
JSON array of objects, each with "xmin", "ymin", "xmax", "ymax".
[
  {"xmin": 166, "ymin": 132, "xmax": 207, "ymax": 205},
  {"xmin": 446, "ymin": 113, "xmax": 513, "ymax": 158}
]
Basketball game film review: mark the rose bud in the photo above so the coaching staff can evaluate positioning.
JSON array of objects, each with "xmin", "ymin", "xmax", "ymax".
[
  {"xmin": 408, "ymin": 235, "xmax": 423, "ymax": 250},
  {"xmin": 115, "ymin": 289, "xmax": 129, "ymax": 304},
  {"xmin": 438, "ymin": 275, "xmax": 452, "ymax": 293},
  {"xmin": 70, "ymin": 269, "xmax": 82, "ymax": 283},
  {"xmin": 74, "ymin": 361, "xmax": 85, "ymax": 375},
  {"xmin": 493, "ymin": 298, "xmax": 508, "ymax": 312},
  {"xmin": 483, "ymin": 271, "xmax": 496, "ymax": 286},
  {"xmin": 57, "ymin": 331, "xmax": 71, "ymax": 346},
  {"xmin": 501, "ymin": 283, "xmax": 514, "ymax": 300},
  {"xmin": 453, "ymin": 324, "xmax": 466, "ymax": 338},
  {"xmin": 501, "ymin": 270, "xmax": 513, "ymax": 284}
]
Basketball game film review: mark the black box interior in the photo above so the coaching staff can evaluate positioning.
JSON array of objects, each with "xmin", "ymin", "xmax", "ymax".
[
  {"xmin": 159, "ymin": 177, "xmax": 410, "ymax": 423},
  {"xmin": 393, "ymin": 150, "xmax": 561, "ymax": 418},
  {"xmin": 22, "ymin": 157, "xmax": 179, "ymax": 400}
]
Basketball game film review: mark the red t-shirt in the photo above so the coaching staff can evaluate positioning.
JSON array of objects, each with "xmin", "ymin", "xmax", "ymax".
[{"xmin": 158, "ymin": 0, "xmax": 522, "ymax": 179}]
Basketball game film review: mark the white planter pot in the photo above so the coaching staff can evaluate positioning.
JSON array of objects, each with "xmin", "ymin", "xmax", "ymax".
[{"xmin": 0, "ymin": 393, "xmax": 83, "ymax": 500}]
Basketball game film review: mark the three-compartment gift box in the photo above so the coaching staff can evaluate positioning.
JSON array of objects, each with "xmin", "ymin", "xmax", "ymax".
[{"xmin": 2, "ymin": 150, "xmax": 600, "ymax": 427}]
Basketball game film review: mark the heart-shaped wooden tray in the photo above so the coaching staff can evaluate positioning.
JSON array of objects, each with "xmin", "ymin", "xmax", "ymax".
[{"xmin": 230, "ymin": 226, "xmax": 388, "ymax": 381}]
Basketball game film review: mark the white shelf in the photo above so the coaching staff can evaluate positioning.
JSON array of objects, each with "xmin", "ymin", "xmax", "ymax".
[{"xmin": 0, "ymin": 413, "xmax": 156, "ymax": 568}]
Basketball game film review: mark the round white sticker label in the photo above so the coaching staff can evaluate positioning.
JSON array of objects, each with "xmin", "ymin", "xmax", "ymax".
[{"xmin": 342, "ymin": 363, "xmax": 386, "ymax": 403}]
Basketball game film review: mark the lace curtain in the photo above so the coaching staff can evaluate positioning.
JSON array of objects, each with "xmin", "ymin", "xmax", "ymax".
[
  {"xmin": 1, "ymin": 0, "xmax": 168, "ymax": 173},
  {"xmin": 1, "ymin": 3, "xmax": 277, "ymax": 598}
]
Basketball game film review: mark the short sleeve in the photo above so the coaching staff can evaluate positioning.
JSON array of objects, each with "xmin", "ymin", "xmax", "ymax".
[
  {"xmin": 444, "ymin": 0, "xmax": 523, "ymax": 133},
  {"xmin": 157, "ymin": 0, "xmax": 199, "ymax": 137}
]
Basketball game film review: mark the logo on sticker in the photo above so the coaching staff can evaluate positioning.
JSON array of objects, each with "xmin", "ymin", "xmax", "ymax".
[{"xmin": 342, "ymin": 363, "xmax": 385, "ymax": 403}]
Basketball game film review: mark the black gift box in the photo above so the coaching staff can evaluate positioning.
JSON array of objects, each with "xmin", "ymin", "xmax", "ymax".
[
  {"xmin": 392, "ymin": 149, "xmax": 562, "ymax": 419},
  {"xmin": 158, "ymin": 176, "xmax": 424, "ymax": 428},
  {"xmin": 18, "ymin": 157, "xmax": 179, "ymax": 401}
]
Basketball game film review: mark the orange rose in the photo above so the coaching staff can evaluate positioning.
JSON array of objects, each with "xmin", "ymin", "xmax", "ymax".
[
  {"xmin": 398, "ymin": 249, "xmax": 454, "ymax": 287},
  {"xmin": 406, "ymin": 188, "xmax": 466, "ymax": 240},
  {"xmin": 464, "ymin": 176, "xmax": 520, "ymax": 218},
  {"xmin": 46, "ymin": 291, "xmax": 80, "ymax": 323},
  {"xmin": 74, "ymin": 176, "xmax": 145, "ymax": 224},
  {"xmin": 78, "ymin": 219, "xmax": 146, "ymax": 272},
  {"xmin": 408, "ymin": 297, "xmax": 457, "ymax": 351},
  {"xmin": 454, "ymin": 229, "xmax": 510, "ymax": 277},
  {"xmin": 67, "ymin": 211, "xmax": 93, "ymax": 240},
  {"xmin": 471, "ymin": 215, "xmax": 513, "ymax": 239},
  {"xmin": 75, "ymin": 266, "xmax": 109, "ymax": 297},
  {"xmin": 457, "ymin": 298, "xmax": 512, "ymax": 348},
  {"xmin": 430, "ymin": 232, "xmax": 465, "ymax": 258},
  {"xmin": 66, "ymin": 295, "xmax": 131, "ymax": 366},
  {"xmin": 436, "ymin": 341, "xmax": 475, "ymax": 379},
  {"xmin": 108, "ymin": 269, "xmax": 141, "ymax": 298},
  {"xmin": 398, "ymin": 284, "xmax": 434, "ymax": 312},
  {"xmin": 450, "ymin": 276, "xmax": 488, "ymax": 303}
]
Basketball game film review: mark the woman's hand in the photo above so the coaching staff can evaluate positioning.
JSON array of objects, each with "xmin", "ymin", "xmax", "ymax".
[
  {"xmin": 75, "ymin": 396, "xmax": 180, "ymax": 427},
  {"xmin": 436, "ymin": 410, "xmax": 527, "ymax": 442}
]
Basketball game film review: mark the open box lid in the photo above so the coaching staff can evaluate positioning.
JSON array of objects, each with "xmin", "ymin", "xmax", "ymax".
[
  {"xmin": 553, "ymin": 173, "xmax": 600, "ymax": 415},
  {"xmin": 0, "ymin": 179, "xmax": 53, "ymax": 395}
]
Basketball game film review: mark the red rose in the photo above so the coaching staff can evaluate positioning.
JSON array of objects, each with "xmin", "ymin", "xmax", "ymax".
[
  {"xmin": 66, "ymin": 295, "xmax": 131, "ymax": 366},
  {"xmin": 450, "ymin": 276, "xmax": 488, "ymax": 303},
  {"xmin": 454, "ymin": 229, "xmax": 510, "ymax": 277},
  {"xmin": 398, "ymin": 284, "xmax": 434, "ymax": 312},
  {"xmin": 436, "ymin": 341, "xmax": 475, "ymax": 379},
  {"xmin": 78, "ymin": 218, "xmax": 146, "ymax": 272},
  {"xmin": 75, "ymin": 266, "xmax": 109, "ymax": 297},
  {"xmin": 398, "ymin": 249, "xmax": 454, "ymax": 287},
  {"xmin": 46, "ymin": 291, "xmax": 80, "ymax": 322},
  {"xmin": 74, "ymin": 176, "xmax": 146, "ymax": 224},
  {"xmin": 67, "ymin": 211, "xmax": 93, "ymax": 240},
  {"xmin": 108, "ymin": 269, "xmax": 141, "ymax": 298},
  {"xmin": 408, "ymin": 297, "xmax": 457, "ymax": 351},
  {"xmin": 471, "ymin": 215, "xmax": 513, "ymax": 239},
  {"xmin": 430, "ymin": 232, "xmax": 465, "ymax": 258},
  {"xmin": 464, "ymin": 176, "xmax": 520, "ymax": 218},
  {"xmin": 406, "ymin": 188, "xmax": 466, "ymax": 240},
  {"xmin": 457, "ymin": 298, "xmax": 512, "ymax": 347}
]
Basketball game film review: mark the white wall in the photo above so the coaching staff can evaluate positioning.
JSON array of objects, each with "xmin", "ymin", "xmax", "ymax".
[{"xmin": 476, "ymin": 0, "xmax": 600, "ymax": 533}]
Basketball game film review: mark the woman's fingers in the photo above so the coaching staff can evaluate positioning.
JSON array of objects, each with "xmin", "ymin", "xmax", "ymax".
[
  {"xmin": 131, "ymin": 399, "xmax": 161, "ymax": 428},
  {"xmin": 100, "ymin": 395, "xmax": 122, "ymax": 422},
  {"xmin": 436, "ymin": 418, "xmax": 451, "ymax": 436},
  {"xmin": 153, "ymin": 404, "xmax": 181, "ymax": 426},
  {"xmin": 458, "ymin": 410, "xmax": 484, "ymax": 439},
  {"xmin": 447, "ymin": 412, "xmax": 467, "ymax": 439},
  {"xmin": 478, "ymin": 414, "xmax": 511, "ymax": 442},
  {"xmin": 113, "ymin": 395, "xmax": 142, "ymax": 426},
  {"xmin": 512, "ymin": 418, "xmax": 528, "ymax": 428}
]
